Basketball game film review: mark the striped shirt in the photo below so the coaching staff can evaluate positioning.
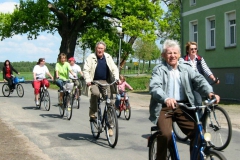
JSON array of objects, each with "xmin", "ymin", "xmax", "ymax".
[{"xmin": 188, "ymin": 55, "xmax": 213, "ymax": 77}]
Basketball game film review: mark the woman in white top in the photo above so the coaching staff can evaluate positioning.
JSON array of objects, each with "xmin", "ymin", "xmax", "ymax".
[{"xmin": 33, "ymin": 58, "xmax": 53, "ymax": 106}]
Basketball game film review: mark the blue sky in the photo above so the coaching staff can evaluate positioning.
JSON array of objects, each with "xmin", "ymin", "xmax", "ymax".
[
  {"xmin": 0, "ymin": 0, "xmax": 61, "ymax": 63},
  {"xmin": 0, "ymin": 0, "xmax": 166, "ymax": 63}
]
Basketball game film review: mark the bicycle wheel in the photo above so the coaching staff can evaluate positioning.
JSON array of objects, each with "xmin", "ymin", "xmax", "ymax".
[
  {"xmin": 40, "ymin": 90, "xmax": 51, "ymax": 111},
  {"xmin": 2, "ymin": 84, "xmax": 10, "ymax": 97},
  {"xmin": 16, "ymin": 84, "xmax": 24, "ymax": 97},
  {"xmin": 148, "ymin": 133, "xmax": 158, "ymax": 160},
  {"xmin": 65, "ymin": 93, "xmax": 73, "ymax": 120},
  {"xmin": 72, "ymin": 89, "xmax": 80, "ymax": 109},
  {"xmin": 172, "ymin": 121, "xmax": 188, "ymax": 141},
  {"xmin": 90, "ymin": 108, "xmax": 101, "ymax": 139},
  {"xmin": 203, "ymin": 105, "xmax": 232, "ymax": 151},
  {"xmin": 115, "ymin": 107, "xmax": 121, "ymax": 118},
  {"xmin": 205, "ymin": 149, "xmax": 227, "ymax": 160},
  {"xmin": 59, "ymin": 92, "xmax": 64, "ymax": 117},
  {"xmin": 105, "ymin": 105, "xmax": 118, "ymax": 148},
  {"xmin": 124, "ymin": 105, "xmax": 131, "ymax": 120},
  {"xmin": 37, "ymin": 89, "xmax": 43, "ymax": 109}
]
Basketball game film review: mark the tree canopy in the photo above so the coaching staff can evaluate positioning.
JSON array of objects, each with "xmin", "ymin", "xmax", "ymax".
[{"xmin": 0, "ymin": 0, "xmax": 164, "ymax": 63}]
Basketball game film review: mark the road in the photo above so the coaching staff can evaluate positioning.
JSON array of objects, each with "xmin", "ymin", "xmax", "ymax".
[{"xmin": 0, "ymin": 83, "xmax": 239, "ymax": 160}]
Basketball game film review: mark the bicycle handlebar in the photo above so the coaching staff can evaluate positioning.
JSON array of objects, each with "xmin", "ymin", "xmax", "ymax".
[
  {"xmin": 91, "ymin": 80, "xmax": 118, "ymax": 87},
  {"xmin": 177, "ymin": 97, "xmax": 217, "ymax": 110},
  {"xmin": 210, "ymin": 77, "xmax": 219, "ymax": 85}
]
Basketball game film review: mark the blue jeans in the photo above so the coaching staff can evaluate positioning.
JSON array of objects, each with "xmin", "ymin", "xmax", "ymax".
[
  {"xmin": 115, "ymin": 92, "xmax": 129, "ymax": 108},
  {"xmin": 55, "ymin": 79, "xmax": 67, "ymax": 91}
]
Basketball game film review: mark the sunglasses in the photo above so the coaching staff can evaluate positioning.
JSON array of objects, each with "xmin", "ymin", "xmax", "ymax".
[{"xmin": 190, "ymin": 48, "xmax": 197, "ymax": 51}]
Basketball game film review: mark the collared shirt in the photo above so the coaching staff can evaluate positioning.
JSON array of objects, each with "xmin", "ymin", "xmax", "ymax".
[{"xmin": 166, "ymin": 63, "xmax": 187, "ymax": 101}]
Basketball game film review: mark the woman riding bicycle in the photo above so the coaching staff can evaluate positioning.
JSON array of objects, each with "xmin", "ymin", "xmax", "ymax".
[
  {"xmin": 115, "ymin": 75, "xmax": 133, "ymax": 109},
  {"xmin": 2, "ymin": 60, "xmax": 20, "ymax": 93},
  {"xmin": 33, "ymin": 58, "xmax": 53, "ymax": 106},
  {"xmin": 55, "ymin": 53, "xmax": 75, "ymax": 105}
]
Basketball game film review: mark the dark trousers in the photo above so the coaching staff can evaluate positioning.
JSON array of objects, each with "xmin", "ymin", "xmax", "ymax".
[
  {"xmin": 5, "ymin": 77, "xmax": 15, "ymax": 90},
  {"xmin": 157, "ymin": 107, "xmax": 197, "ymax": 160}
]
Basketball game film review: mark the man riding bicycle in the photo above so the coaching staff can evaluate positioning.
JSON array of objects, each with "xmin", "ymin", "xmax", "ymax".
[
  {"xmin": 149, "ymin": 39, "xmax": 220, "ymax": 159},
  {"xmin": 68, "ymin": 57, "xmax": 84, "ymax": 96},
  {"xmin": 83, "ymin": 41, "xmax": 119, "ymax": 124}
]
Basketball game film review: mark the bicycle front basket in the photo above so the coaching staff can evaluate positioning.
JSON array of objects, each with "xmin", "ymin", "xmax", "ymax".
[{"xmin": 63, "ymin": 82, "xmax": 74, "ymax": 91}]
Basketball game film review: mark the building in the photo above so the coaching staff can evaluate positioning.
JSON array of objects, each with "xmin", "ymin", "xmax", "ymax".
[{"xmin": 182, "ymin": 0, "xmax": 240, "ymax": 101}]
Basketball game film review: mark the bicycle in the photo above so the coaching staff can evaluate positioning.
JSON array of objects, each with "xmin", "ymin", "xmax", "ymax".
[
  {"xmin": 90, "ymin": 80, "xmax": 119, "ymax": 148},
  {"xmin": 70, "ymin": 78, "xmax": 83, "ymax": 109},
  {"xmin": 115, "ymin": 90, "xmax": 131, "ymax": 120},
  {"xmin": 58, "ymin": 81, "xmax": 74, "ymax": 120},
  {"xmin": 173, "ymin": 79, "xmax": 232, "ymax": 151},
  {"xmin": 148, "ymin": 98, "xmax": 227, "ymax": 160},
  {"xmin": 36, "ymin": 78, "xmax": 51, "ymax": 111},
  {"xmin": 2, "ymin": 75, "xmax": 24, "ymax": 97}
]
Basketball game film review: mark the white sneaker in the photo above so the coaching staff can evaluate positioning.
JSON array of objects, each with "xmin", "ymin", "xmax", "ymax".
[{"xmin": 36, "ymin": 101, "xmax": 39, "ymax": 106}]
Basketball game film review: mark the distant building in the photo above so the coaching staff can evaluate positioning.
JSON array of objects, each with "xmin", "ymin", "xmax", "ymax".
[{"xmin": 182, "ymin": 0, "xmax": 240, "ymax": 101}]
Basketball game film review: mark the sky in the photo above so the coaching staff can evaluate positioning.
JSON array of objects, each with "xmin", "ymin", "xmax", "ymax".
[{"xmin": 0, "ymin": 0, "xmax": 61, "ymax": 63}]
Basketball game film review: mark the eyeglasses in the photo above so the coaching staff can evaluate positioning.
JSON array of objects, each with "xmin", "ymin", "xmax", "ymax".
[{"xmin": 190, "ymin": 48, "xmax": 197, "ymax": 51}]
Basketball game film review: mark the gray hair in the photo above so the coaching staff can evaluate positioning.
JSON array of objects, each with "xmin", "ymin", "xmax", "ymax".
[
  {"xmin": 162, "ymin": 39, "xmax": 181, "ymax": 54},
  {"xmin": 95, "ymin": 41, "xmax": 106, "ymax": 49}
]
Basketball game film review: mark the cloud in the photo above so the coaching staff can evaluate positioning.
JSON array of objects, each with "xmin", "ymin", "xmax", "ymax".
[
  {"xmin": 0, "ymin": 2, "xmax": 18, "ymax": 13},
  {"xmin": 0, "ymin": 1, "xmax": 61, "ymax": 63}
]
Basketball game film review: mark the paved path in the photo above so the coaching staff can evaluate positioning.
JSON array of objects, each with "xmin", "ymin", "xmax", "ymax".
[{"xmin": 0, "ymin": 83, "xmax": 239, "ymax": 160}]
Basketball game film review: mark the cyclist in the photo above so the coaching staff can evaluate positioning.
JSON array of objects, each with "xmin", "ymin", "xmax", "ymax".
[
  {"xmin": 32, "ymin": 58, "xmax": 53, "ymax": 106},
  {"xmin": 115, "ymin": 75, "xmax": 133, "ymax": 109},
  {"xmin": 184, "ymin": 41, "xmax": 220, "ymax": 116},
  {"xmin": 68, "ymin": 57, "xmax": 84, "ymax": 96},
  {"xmin": 2, "ymin": 60, "xmax": 20, "ymax": 93},
  {"xmin": 149, "ymin": 39, "xmax": 220, "ymax": 159},
  {"xmin": 55, "ymin": 53, "xmax": 76, "ymax": 105},
  {"xmin": 83, "ymin": 41, "xmax": 119, "ymax": 134}
]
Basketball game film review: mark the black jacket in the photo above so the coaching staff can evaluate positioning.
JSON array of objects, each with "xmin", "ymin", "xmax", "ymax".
[{"xmin": 2, "ymin": 65, "xmax": 18, "ymax": 79}]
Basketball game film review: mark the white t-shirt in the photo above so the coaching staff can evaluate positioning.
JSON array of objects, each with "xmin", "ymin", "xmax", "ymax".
[
  {"xmin": 69, "ymin": 64, "xmax": 81, "ymax": 79},
  {"xmin": 33, "ymin": 65, "xmax": 49, "ymax": 80}
]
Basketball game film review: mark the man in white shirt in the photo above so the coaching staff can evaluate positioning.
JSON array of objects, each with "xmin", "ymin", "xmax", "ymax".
[{"xmin": 68, "ymin": 57, "xmax": 84, "ymax": 95}]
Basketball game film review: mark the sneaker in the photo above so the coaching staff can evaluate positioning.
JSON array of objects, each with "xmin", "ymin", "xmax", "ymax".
[
  {"xmin": 36, "ymin": 101, "xmax": 39, "ymax": 106},
  {"xmin": 108, "ymin": 129, "xmax": 113, "ymax": 137}
]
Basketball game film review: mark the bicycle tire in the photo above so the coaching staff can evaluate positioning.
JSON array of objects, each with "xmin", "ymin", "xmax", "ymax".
[
  {"xmin": 124, "ymin": 104, "xmax": 131, "ymax": 120},
  {"xmin": 203, "ymin": 105, "xmax": 232, "ymax": 151},
  {"xmin": 115, "ymin": 107, "xmax": 121, "ymax": 118},
  {"xmin": 37, "ymin": 89, "xmax": 43, "ymax": 109},
  {"xmin": 42, "ymin": 90, "xmax": 51, "ymax": 111},
  {"xmin": 16, "ymin": 84, "xmax": 24, "ymax": 97},
  {"xmin": 58, "ymin": 92, "xmax": 64, "ymax": 117},
  {"xmin": 65, "ymin": 94, "xmax": 73, "ymax": 120},
  {"xmin": 105, "ymin": 105, "xmax": 119, "ymax": 148},
  {"xmin": 2, "ymin": 84, "xmax": 10, "ymax": 97},
  {"xmin": 205, "ymin": 149, "xmax": 227, "ymax": 160},
  {"xmin": 172, "ymin": 121, "xmax": 188, "ymax": 141},
  {"xmin": 148, "ymin": 132, "xmax": 158, "ymax": 160},
  {"xmin": 72, "ymin": 89, "xmax": 80, "ymax": 109},
  {"xmin": 90, "ymin": 108, "xmax": 101, "ymax": 139}
]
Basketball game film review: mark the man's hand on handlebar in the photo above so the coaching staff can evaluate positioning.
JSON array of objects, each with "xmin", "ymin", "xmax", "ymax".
[
  {"xmin": 208, "ymin": 93, "xmax": 220, "ymax": 104},
  {"xmin": 87, "ymin": 82, "xmax": 91, "ymax": 86},
  {"xmin": 165, "ymin": 98, "xmax": 177, "ymax": 109}
]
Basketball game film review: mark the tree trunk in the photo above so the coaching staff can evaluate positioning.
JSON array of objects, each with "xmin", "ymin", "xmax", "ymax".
[
  {"xmin": 59, "ymin": 32, "xmax": 78, "ymax": 59},
  {"xmin": 142, "ymin": 60, "xmax": 145, "ymax": 74},
  {"xmin": 148, "ymin": 61, "xmax": 151, "ymax": 72}
]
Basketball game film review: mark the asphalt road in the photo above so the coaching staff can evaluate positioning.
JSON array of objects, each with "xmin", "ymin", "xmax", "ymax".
[{"xmin": 0, "ymin": 83, "xmax": 239, "ymax": 160}]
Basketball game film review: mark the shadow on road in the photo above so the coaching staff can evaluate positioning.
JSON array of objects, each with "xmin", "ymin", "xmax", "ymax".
[
  {"xmin": 22, "ymin": 106, "xmax": 39, "ymax": 110},
  {"xmin": 39, "ymin": 114, "xmax": 63, "ymax": 119},
  {"xmin": 58, "ymin": 133, "xmax": 110, "ymax": 148}
]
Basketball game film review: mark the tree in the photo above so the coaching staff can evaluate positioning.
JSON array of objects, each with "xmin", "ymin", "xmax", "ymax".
[
  {"xmin": 157, "ymin": 0, "xmax": 181, "ymax": 43},
  {"xmin": 0, "ymin": 0, "xmax": 164, "ymax": 60},
  {"xmin": 133, "ymin": 38, "xmax": 160, "ymax": 74}
]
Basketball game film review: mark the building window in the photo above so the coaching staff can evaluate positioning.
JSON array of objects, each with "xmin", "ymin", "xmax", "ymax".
[
  {"xmin": 225, "ymin": 73, "xmax": 234, "ymax": 84},
  {"xmin": 225, "ymin": 11, "xmax": 236, "ymax": 47},
  {"xmin": 206, "ymin": 16, "xmax": 215, "ymax": 49},
  {"xmin": 190, "ymin": 0, "xmax": 196, "ymax": 6},
  {"xmin": 189, "ymin": 21, "xmax": 198, "ymax": 43}
]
